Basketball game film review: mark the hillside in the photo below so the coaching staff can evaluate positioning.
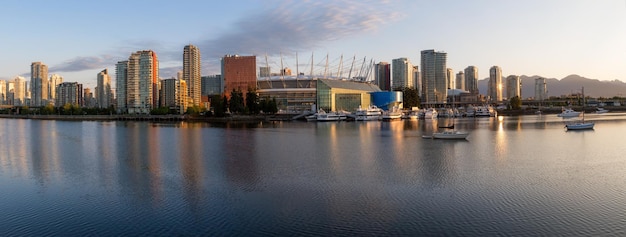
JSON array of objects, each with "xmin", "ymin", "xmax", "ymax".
[{"xmin": 477, "ymin": 75, "xmax": 626, "ymax": 98}]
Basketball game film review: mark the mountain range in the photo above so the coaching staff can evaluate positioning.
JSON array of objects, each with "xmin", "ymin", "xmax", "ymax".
[{"xmin": 477, "ymin": 74, "xmax": 626, "ymax": 99}]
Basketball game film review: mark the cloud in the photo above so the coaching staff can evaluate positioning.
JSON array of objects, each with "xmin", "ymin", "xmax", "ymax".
[
  {"xmin": 49, "ymin": 55, "xmax": 118, "ymax": 72},
  {"xmin": 198, "ymin": 0, "xmax": 401, "ymax": 59}
]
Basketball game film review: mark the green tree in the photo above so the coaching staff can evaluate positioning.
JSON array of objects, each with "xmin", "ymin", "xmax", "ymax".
[
  {"xmin": 42, "ymin": 103, "xmax": 54, "ymax": 115},
  {"xmin": 246, "ymin": 88, "xmax": 260, "ymax": 114},
  {"xmin": 151, "ymin": 106, "xmax": 170, "ymax": 115},
  {"xmin": 402, "ymin": 87, "xmax": 420, "ymax": 109},
  {"xmin": 62, "ymin": 103, "xmax": 72, "ymax": 115},
  {"xmin": 510, "ymin": 96, "xmax": 522, "ymax": 110},
  {"xmin": 229, "ymin": 89, "xmax": 245, "ymax": 114}
]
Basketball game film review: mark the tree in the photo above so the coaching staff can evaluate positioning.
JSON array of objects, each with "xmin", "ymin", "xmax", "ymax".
[
  {"xmin": 402, "ymin": 87, "xmax": 420, "ymax": 109},
  {"xmin": 62, "ymin": 103, "xmax": 72, "ymax": 115},
  {"xmin": 510, "ymin": 96, "xmax": 522, "ymax": 110},
  {"xmin": 211, "ymin": 95, "xmax": 226, "ymax": 117},
  {"xmin": 246, "ymin": 88, "xmax": 260, "ymax": 114},
  {"xmin": 42, "ymin": 103, "xmax": 54, "ymax": 115},
  {"xmin": 229, "ymin": 89, "xmax": 245, "ymax": 114}
]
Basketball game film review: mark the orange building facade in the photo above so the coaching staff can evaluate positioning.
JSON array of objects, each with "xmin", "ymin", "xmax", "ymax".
[{"xmin": 221, "ymin": 55, "xmax": 257, "ymax": 98}]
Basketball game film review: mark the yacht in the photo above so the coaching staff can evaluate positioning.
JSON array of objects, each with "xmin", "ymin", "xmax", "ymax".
[
  {"xmin": 475, "ymin": 105, "xmax": 496, "ymax": 117},
  {"xmin": 557, "ymin": 107, "xmax": 581, "ymax": 118},
  {"xmin": 382, "ymin": 106, "xmax": 402, "ymax": 120},
  {"xmin": 595, "ymin": 107, "xmax": 608, "ymax": 114},
  {"xmin": 316, "ymin": 111, "xmax": 347, "ymax": 122},
  {"xmin": 421, "ymin": 108, "xmax": 438, "ymax": 119},
  {"xmin": 354, "ymin": 105, "xmax": 383, "ymax": 121}
]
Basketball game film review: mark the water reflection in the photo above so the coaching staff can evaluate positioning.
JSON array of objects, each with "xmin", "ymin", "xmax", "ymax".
[{"xmin": 2, "ymin": 115, "xmax": 626, "ymax": 235}]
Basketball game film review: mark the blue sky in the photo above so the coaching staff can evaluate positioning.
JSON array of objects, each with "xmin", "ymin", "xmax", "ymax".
[{"xmin": 1, "ymin": 0, "xmax": 626, "ymax": 90}]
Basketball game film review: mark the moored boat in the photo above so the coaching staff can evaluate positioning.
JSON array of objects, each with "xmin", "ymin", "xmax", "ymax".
[
  {"xmin": 557, "ymin": 107, "xmax": 581, "ymax": 118},
  {"xmin": 432, "ymin": 131, "xmax": 469, "ymax": 140},
  {"xmin": 354, "ymin": 105, "xmax": 382, "ymax": 121}
]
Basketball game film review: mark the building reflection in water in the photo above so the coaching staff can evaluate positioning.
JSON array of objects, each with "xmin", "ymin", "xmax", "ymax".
[
  {"xmin": 115, "ymin": 122, "xmax": 163, "ymax": 206},
  {"xmin": 177, "ymin": 122, "xmax": 205, "ymax": 211},
  {"xmin": 222, "ymin": 123, "xmax": 259, "ymax": 191}
]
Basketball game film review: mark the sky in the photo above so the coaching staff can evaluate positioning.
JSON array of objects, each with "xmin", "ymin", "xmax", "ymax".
[{"xmin": 1, "ymin": 0, "xmax": 626, "ymax": 90}]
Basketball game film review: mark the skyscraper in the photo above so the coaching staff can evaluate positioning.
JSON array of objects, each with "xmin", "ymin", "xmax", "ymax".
[
  {"xmin": 12, "ymin": 76, "xmax": 27, "ymax": 106},
  {"xmin": 115, "ymin": 61, "xmax": 128, "ymax": 113},
  {"xmin": 183, "ymin": 44, "xmax": 201, "ymax": 106},
  {"xmin": 488, "ymin": 66, "xmax": 502, "ymax": 102},
  {"xmin": 392, "ymin": 58, "xmax": 413, "ymax": 90},
  {"xmin": 96, "ymin": 69, "xmax": 112, "ymax": 108},
  {"xmin": 31, "ymin": 62, "xmax": 49, "ymax": 106},
  {"xmin": 464, "ymin": 66, "xmax": 479, "ymax": 95},
  {"xmin": 222, "ymin": 55, "xmax": 257, "ymax": 99},
  {"xmin": 506, "ymin": 75, "xmax": 521, "ymax": 99},
  {"xmin": 374, "ymin": 62, "xmax": 391, "ymax": 91},
  {"xmin": 446, "ymin": 68, "xmax": 455, "ymax": 89},
  {"xmin": 421, "ymin": 49, "xmax": 447, "ymax": 104},
  {"xmin": 56, "ymin": 82, "xmax": 82, "ymax": 107},
  {"xmin": 49, "ymin": 74, "xmax": 63, "ymax": 104},
  {"xmin": 535, "ymin": 77, "xmax": 547, "ymax": 101},
  {"xmin": 161, "ymin": 78, "xmax": 187, "ymax": 114},
  {"xmin": 455, "ymin": 71, "xmax": 465, "ymax": 90},
  {"xmin": 127, "ymin": 50, "xmax": 159, "ymax": 114}
]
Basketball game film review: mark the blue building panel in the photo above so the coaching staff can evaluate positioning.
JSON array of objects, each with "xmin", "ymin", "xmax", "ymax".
[{"xmin": 370, "ymin": 91, "xmax": 402, "ymax": 110}]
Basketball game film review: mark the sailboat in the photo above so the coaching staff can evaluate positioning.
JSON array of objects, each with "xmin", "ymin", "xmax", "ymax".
[{"xmin": 565, "ymin": 87, "xmax": 594, "ymax": 130}]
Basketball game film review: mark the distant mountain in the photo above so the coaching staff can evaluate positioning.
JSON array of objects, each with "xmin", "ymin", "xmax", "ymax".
[{"xmin": 477, "ymin": 75, "xmax": 626, "ymax": 98}]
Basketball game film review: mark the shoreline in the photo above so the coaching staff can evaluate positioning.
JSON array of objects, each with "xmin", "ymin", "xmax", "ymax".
[{"xmin": 0, "ymin": 105, "xmax": 624, "ymax": 122}]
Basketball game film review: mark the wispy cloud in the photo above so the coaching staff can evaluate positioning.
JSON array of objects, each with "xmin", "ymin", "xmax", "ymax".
[
  {"xmin": 45, "ymin": 0, "xmax": 401, "ymax": 78},
  {"xmin": 198, "ymin": 0, "xmax": 401, "ymax": 59},
  {"xmin": 49, "ymin": 55, "xmax": 118, "ymax": 72}
]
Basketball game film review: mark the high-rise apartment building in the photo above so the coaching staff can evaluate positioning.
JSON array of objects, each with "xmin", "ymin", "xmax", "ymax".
[
  {"xmin": 31, "ymin": 62, "xmax": 49, "ymax": 106},
  {"xmin": 125, "ymin": 50, "xmax": 159, "ymax": 114},
  {"xmin": 161, "ymin": 78, "xmax": 188, "ymax": 114},
  {"xmin": 413, "ymin": 66, "xmax": 420, "ymax": 94},
  {"xmin": 56, "ymin": 82, "xmax": 83, "ymax": 107},
  {"xmin": 115, "ymin": 61, "xmax": 128, "ymax": 113},
  {"xmin": 392, "ymin": 58, "xmax": 413, "ymax": 90},
  {"xmin": 222, "ymin": 55, "xmax": 257, "ymax": 99},
  {"xmin": 0, "ymin": 80, "xmax": 6, "ymax": 105},
  {"xmin": 421, "ymin": 49, "xmax": 448, "ymax": 104},
  {"xmin": 488, "ymin": 66, "xmax": 502, "ymax": 102},
  {"xmin": 96, "ymin": 69, "xmax": 112, "ymax": 108},
  {"xmin": 11, "ymin": 76, "xmax": 27, "ymax": 106},
  {"xmin": 506, "ymin": 75, "xmax": 521, "ymax": 99},
  {"xmin": 464, "ymin": 66, "xmax": 479, "ymax": 95},
  {"xmin": 49, "ymin": 74, "xmax": 63, "ymax": 104},
  {"xmin": 446, "ymin": 68, "xmax": 455, "ymax": 90},
  {"xmin": 374, "ymin": 62, "xmax": 391, "ymax": 91},
  {"xmin": 535, "ymin": 77, "xmax": 547, "ymax": 101},
  {"xmin": 183, "ymin": 44, "xmax": 201, "ymax": 106},
  {"xmin": 455, "ymin": 71, "xmax": 465, "ymax": 90}
]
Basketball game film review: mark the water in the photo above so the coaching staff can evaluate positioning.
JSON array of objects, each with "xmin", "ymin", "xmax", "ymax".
[{"xmin": 0, "ymin": 114, "xmax": 625, "ymax": 236}]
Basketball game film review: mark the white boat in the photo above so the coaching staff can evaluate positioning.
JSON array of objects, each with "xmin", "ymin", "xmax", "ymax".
[
  {"xmin": 316, "ymin": 111, "xmax": 347, "ymax": 122},
  {"xmin": 382, "ymin": 106, "xmax": 402, "ymax": 120},
  {"xmin": 432, "ymin": 131, "xmax": 469, "ymax": 140},
  {"xmin": 475, "ymin": 105, "xmax": 496, "ymax": 117},
  {"xmin": 566, "ymin": 87, "xmax": 594, "ymax": 130},
  {"xmin": 565, "ymin": 121, "xmax": 594, "ymax": 130},
  {"xmin": 402, "ymin": 110, "xmax": 419, "ymax": 120},
  {"xmin": 595, "ymin": 107, "xmax": 608, "ymax": 114},
  {"xmin": 420, "ymin": 108, "xmax": 438, "ymax": 119},
  {"xmin": 557, "ymin": 107, "xmax": 581, "ymax": 118},
  {"xmin": 354, "ymin": 105, "xmax": 382, "ymax": 121}
]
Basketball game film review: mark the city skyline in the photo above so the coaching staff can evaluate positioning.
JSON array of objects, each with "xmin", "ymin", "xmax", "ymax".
[{"xmin": 1, "ymin": 0, "xmax": 626, "ymax": 90}]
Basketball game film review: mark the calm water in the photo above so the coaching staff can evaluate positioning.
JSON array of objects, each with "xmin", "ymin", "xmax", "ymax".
[{"xmin": 0, "ymin": 113, "xmax": 625, "ymax": 236}]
